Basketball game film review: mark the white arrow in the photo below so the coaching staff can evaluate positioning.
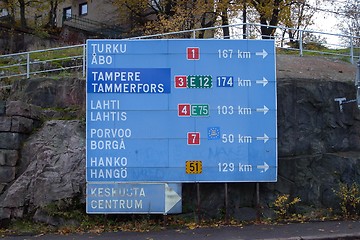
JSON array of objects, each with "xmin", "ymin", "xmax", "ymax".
[
  {"xmin": 256, "ymin": 133, "xmax": 269, "ymax": 143},
  {"xmin": 257, "ymin": 162, "xmax": 269, "ymax": 173},
  {"xmin": 255, "ymin": 49, "xmax": 268, "ymax": 59},
  {"xmin": 165, "ymin": 184, "xmax": 182, "ymax": 213},
  {"xmin": 255, "ymin": 77, "xmax": 268, "ymax": 87},
  {"xmin": 256, "ymin": 105, "xmax": 269, "ymax": 115}
]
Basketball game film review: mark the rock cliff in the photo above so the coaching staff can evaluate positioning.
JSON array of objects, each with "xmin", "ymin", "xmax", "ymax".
[{"xmin": 0, "ymin": 55, "xmax": 359, "ymax": 223}]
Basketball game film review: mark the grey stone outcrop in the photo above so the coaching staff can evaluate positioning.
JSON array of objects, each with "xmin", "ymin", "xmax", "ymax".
[
  {"xmin": 0, "ymin": 120, "xmax": 85, "ymax": 220},
  {"xmin": 0, "ymin": 101, "xmax": 41, "ymax": 198},
  {"xmin": 7, "ymin": 78, "xmax": 85, "ymax": 114}
]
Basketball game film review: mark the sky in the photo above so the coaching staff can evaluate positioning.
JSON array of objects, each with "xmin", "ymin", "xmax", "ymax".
[
  {"xmin": 229, "ymin": 0, "xmax": 347, "ymax": 47},
  {"xmin": 312, "ymin": 11, "xmax": 338, "ymax": 33},
  {"xmin": 312, "ymin": 13, "xmax": 341, "ymax": 46},
  {"xmin": 308, "ymin": 0, "xmax": 348, "ymax": 47}
]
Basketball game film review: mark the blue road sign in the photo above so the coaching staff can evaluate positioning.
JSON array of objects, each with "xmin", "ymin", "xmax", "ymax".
[
  {"xmin": 87, "ymin": 182, "xmax": 182, "ymax": 214},
  {"xmin": 86, "ymin": 39, "xmax": 277, "ymax": 183}
]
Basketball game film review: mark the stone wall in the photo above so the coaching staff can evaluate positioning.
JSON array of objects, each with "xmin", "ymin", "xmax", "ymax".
[{"xmin": 0, "ymin": 101, "xmax": 41, "ymax": 195}]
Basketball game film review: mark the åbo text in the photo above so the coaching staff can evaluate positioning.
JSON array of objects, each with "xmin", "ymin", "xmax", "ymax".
[{"xmin": 90, "ymin": 43, "xmax": 127, "ymax": 65}]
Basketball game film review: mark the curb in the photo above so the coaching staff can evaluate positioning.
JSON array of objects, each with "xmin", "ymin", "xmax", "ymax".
[{"xmin": 267, "ymin": 233, "xmax": 360, "ymax": 240}]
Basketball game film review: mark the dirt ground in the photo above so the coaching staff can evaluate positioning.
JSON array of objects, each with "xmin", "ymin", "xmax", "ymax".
[{"xmin": 276, "ymin": 54, "xmax": 357, "ymax": 82}]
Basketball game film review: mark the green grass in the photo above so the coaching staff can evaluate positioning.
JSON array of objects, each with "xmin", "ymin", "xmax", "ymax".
[
  {"xmin": 276, "ymin": 45, "xmax": 359, "ymax": 63},
  {"xmin": 30, "ymin": 47, "xmax": 83, "ymax": 62},
  {"xmin": 5, "ymin": 220, "xmax": 56, "ymax": 236},
  {"xmin": 0, "ymin": 45, "xmax": 83, "ymax": 81}
]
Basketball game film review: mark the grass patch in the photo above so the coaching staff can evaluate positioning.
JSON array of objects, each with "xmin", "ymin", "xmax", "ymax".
[
  {"xmin": 0, "ymin": 45, "xmax": 83, "ymax": 81},
  {"xmin": 6, "ymin": 220, "xmax": 56, "ymax": 236},
  {"xmin": 30, "ymin": 47, "xmax": 83, "ymax": 62},
  {"xmin": 276, "ymin": 45, "xmax": 358, "ymax": 63}
]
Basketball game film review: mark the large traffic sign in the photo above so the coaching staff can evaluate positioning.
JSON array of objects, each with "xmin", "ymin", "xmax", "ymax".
[{"xmin": 86, "ymin": 39, "xmax": 277, "ymax": 183}]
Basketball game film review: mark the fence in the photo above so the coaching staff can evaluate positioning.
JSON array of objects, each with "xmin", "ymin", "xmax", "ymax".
[
  {"xmin": 0, "ymin": 44, "xmax": 84, "ymax": 83},
  {"xmin": 1, "ymin": 23, "xmax": 360, "ymax": 83},
  {"xmin": 62, "ymin": 14, "xmax": 123, "ymax": 38}
]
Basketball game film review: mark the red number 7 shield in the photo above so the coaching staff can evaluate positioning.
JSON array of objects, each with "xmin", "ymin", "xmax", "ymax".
[{"xmin": 187, "ymin": 132, "xmax": 200, "ymax": 145}]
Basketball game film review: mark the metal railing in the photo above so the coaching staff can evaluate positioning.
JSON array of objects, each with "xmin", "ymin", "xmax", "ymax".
[
  {"xmin": 63, "ymin": 14, "xmax": 123, "ymax": 38},
  {"xmin": 0, "ymin": 44, "xmax": 84, "ymax": 82},
  {"xmin": 0, "ymin": 23, "xmax": 360, "ymax": 83}
]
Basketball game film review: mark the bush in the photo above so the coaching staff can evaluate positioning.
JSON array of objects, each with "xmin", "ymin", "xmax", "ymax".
[
  {"xmin": 272, "ymin": 194, "xmax": 301, "ymax": 220},
  {"xmin": 334, "ymin": 183, "xmax": 360, "ymax": 219}
]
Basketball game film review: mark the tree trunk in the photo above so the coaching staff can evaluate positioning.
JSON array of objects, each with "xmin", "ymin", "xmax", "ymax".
[
  {"xmin": 242, "ymin": 0, "xmax": 247, "ymax": 39},
  {"xmin": 199, "ymin": 12, "xmax": 216, "ymax": 39},
  {"xmin": 221, "ymin": 8, "xmax": 230, "ymax": 39},
  {"xmin": 48, "ymin": 0, "xmax": 59, "ymax": 27},
  {"xmin": 19, "ymin": 0, "xmax": 27, "ymax": 28},
  {"xmin": 260, "ymin": 16, "xmax": 273, "ymax": 39},
  {"xmin": 252, "ymin": 0, "xmax": 281, "ymax": 39}
]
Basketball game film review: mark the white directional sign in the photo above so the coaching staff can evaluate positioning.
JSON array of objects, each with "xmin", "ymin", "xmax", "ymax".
[
  {"xmin": 165, "ymin": 184, "xmax": 182, "ymax": 213},
  {"xmin": 87, "ymin": 183, "xmax": 182, "ymax": 214}
]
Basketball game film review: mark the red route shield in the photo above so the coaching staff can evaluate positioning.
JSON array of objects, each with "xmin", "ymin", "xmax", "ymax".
[
  {"xmin": 174, "ymin": 75, "xmax": 187, "ymax": 88},
  {"xmin": 178, "ymin": 104, "xmax": 191, "ymax": 116},
  {"xmin": 187, "ymin": 47, "xmax": 200, "ymax": 60},
  {"xmin": 187, "ymin": 132, "xmax": 200, "ymax": 145}
]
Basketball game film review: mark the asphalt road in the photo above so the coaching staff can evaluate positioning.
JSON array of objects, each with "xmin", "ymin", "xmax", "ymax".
[{"xmin": 3, "ymin": 220, "xmax": 360, "ymax": 240}]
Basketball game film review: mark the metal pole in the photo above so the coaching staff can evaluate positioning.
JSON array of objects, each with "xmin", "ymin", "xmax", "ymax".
[
  {"xmin": 356, "ymin": 59, "xmax": 360, "ymax": 86},
  {"xmin": 244, "ymin": 23, "xmax": 248, "ymax": 39},
  {"xmin": 299, "ymin": 31, "xmax": 303, "ymax": 57},
  {"xmin": 196, "ymin": 183, "xmax": 201, "ymax": 223},
  {"xmin": 357, "ymin": 86, "xmax": 360, "ymax": 110},
  {"xmin": 256, "ymin": 183, "xmax": 260, "ymax": 221},
  {"xmin": 225, "ymin": 183, "xmax": 229, "ymax": 223},
  {"xmin": 83, "ymin": 44, "xmax": 86, "ymax": 77},
  {"xmin": 356, "ymin": 60, "xmax": 360, "ymax": 109},
  {"xmin": 163, "ymin": 214, "xmax": 167, "ymax": 228},
  {"xmin": 26, "ymin": 52, "xmax": 30, "ymax": 79},
  {"xmin": 350, "ymin": 36, "xmax": 354, "ymax": 64}
]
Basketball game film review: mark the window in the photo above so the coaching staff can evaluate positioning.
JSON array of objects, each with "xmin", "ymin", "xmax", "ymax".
[
  {"xmin": 79, "ymin": 3, "xmax": 88, "ymax": 16},
  {"xmin": 0, "ymin": 8, "xmax": 9, "ymax": 17},
  {"xmin": 63, "ymin": 7, "xmax": 72, "ymax": 20}
]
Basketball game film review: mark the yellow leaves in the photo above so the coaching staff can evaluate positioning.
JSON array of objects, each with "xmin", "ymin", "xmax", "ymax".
[
  {"xmin": 181, "ymin": 218, "xmax": 244, "ymax": 230},
  {"xmin": 143, "ymin": 0, "xmax": 216, "ymax": 35},
  {"xmin": 114, "ymin": 0, "xmax": 218, "ymax": 35},
  {"xmin": 229, "ymin": 219, "xmax": 238, "ymax": 225},
  {"xmin": 272, "ymin": 194, "xmax": 302, "ymax": 220},
  {"xmin": 186, "ymin": 222, "xmax": 198, "ymax": 230},
  {"xmin": 58, "ymin": 226, "xmax": 76, "ymax": 235},
  {"xmin": 119, "ymin": 0, "xmax": 149, "ymax": 14},
  {"xmin": 87, "ymin": 226, "xmax": 105, "ymax": 234},
  {"xmin": 250, "ymin": 0, "xmax": 303, "ymax": 30},
  {"xmin": 334, "ymin": 182, "xmax": 360, "ymax": 219}
]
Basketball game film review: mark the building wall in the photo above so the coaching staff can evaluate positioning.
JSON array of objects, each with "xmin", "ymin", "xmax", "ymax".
[
  {"xmin": 0, "ymin": 0, "xmax": 120, "ymax": 29},
  {"xmin": 57, "ymin": 0, "xmax": 120, "ymax": 28}
]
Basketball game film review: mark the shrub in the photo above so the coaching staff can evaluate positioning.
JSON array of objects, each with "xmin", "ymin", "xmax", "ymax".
[
  {"xmin": 334, "ymin": 183, "xmax": 360, "ymax": 219},
  {"xmin": 272, "ymin": 194, "xmax": 301, "ymax": 220}
]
